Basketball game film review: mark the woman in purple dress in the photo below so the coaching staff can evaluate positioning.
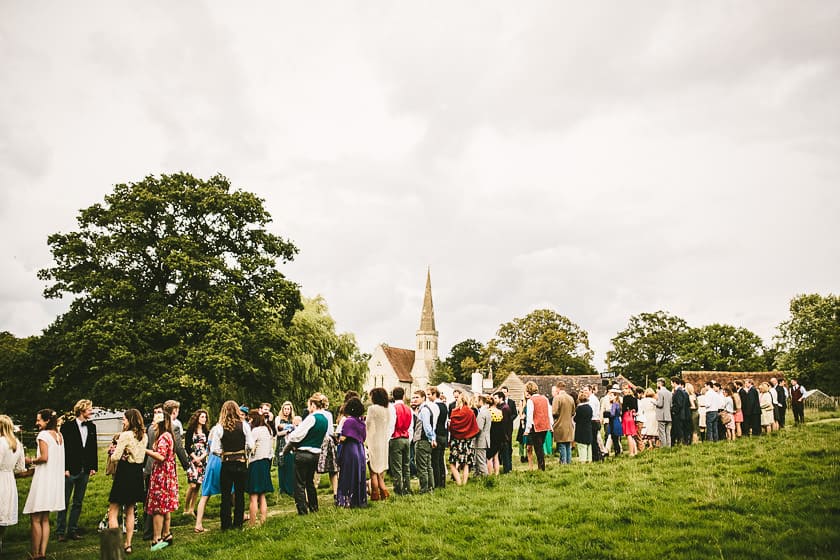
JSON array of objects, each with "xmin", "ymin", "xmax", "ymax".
[{"xmin": 334, "ymin": 397, "xmax": 367, "ymax": 508}]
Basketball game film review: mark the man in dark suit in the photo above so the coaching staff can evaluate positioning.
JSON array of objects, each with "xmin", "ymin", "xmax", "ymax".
[
  {"xmin": 425, "ymin": 386, "xmax": 448, "ymax": 489},
  {"xmin": 771, "ymin": 377, "xmax": 787, "ymax": 429},
  {"xmin": 500, "ymin": 386, "xmax": 517, "ymax": 473},
  {"xmin": 57, "ymin": 399, "xmax": 98, "ymax": 542},
  {"xmin": 741, "ymin": 379, "xmax": 762, "ymax": 436},
  {"xmin": 670, "ymin": 378, "xmax": 692, "ymax": 445}
]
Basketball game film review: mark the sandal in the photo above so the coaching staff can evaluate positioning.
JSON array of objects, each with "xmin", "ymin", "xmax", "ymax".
[
  {"xmin": 194, "ymin": 527, "xmax": 206, "ymax": 533},
  {"xmin": 124, "ymin": 545, "xmax": 133, "ymax": 555},
  {"xmin": 162, "ymin": 532, "xmax": 173, "ymax": 544}
]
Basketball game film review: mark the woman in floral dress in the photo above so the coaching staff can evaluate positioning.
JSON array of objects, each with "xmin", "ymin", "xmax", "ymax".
[
  {"xmin": 183, "ymin": 409, "xmax": 209, "ymax": 517},
  {"xmin": 145, "ymin": 413, "xmax": 178, "ymax": 551}
]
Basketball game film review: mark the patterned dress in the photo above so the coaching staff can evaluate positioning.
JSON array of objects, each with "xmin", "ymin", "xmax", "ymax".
[
  {"xmin": 187, "ymin": 431, "xmax": 207, "ymax": 485},
  {"xmin": 146, "ymin": 432, "xmax": 179, "ymax": 515}
]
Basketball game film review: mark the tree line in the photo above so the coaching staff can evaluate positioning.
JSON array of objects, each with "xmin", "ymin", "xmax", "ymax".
[
  {"xmin": 0, "ymin": 173, "xmax": 367, "ymax": 421},
  {"xmin": 437, "ymin": 304, "xmax": 838, "ymax": 395},
  {"xmin": 1, "ymin": 173, "xmax": 837, "ymax": 422}
]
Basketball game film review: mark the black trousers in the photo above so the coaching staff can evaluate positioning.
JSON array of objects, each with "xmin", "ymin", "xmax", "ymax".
[
  {"xmin": 219, "ymin": 461, "xmax": 247, "ymax": 529},
  {"xmin": 294, "ymin": 451, "xmax": 319, "ymax": 515},
  {"xmin": 778, "ymin": 406, "xmax": 786, "ymax": 428},
  {"xmin": 432, "ymin": 435, "xmax": 447, "ymax": 488},
  {"xmin": 744, "ymin": 413, "xmax": 762, "ymax": 436},
  {"xmin": 530, "ymin": 430, "xmax": 547, "ymax": 470},
  {"xmin": 792, "ymin": 402, "xmax": 805, "ymax": 424}
]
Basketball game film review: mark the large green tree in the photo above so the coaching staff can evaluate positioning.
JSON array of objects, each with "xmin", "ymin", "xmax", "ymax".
[
  {"xmin": 607, "ymin": 311, "xmax": 689, "ymax": 386},
  {"xmin": 0, "ymin": 332, "xmax": 44, "ymax": 420},
  {"xmin": 36, "ymin": 173, "xmax": 302, "ymax": 414},
  {"xmin": 489, "ymin": 309, "xmax": 595, "ymax": 379},
  {"xmin": 775, "ymin": 294, "xmax": 840, "ymax": 395},
  {"xmin": 680, "ymin": 323, "xmax": 767, "ymax": 372},
  {"xmin": 445, "ymin": 338, "xmax": 485, "ymax": 384},
  {"xmin": 266, "ymin": 296, "xmax": 368, "ymax": 412}
]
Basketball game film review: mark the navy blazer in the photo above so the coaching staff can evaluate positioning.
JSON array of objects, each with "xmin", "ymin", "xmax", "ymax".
[{"xmin": 60, "ymin": 418, "xmax": 98, "ymax": 474}]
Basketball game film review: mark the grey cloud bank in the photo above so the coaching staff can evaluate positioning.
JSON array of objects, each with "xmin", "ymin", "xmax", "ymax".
[{"xmin": 1, "ymin": 2, "xmax": 838, "ymax": 367}]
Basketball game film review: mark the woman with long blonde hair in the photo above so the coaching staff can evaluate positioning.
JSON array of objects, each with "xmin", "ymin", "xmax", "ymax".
[
  {"xmin": 274, "ymin": 401, "xmax": 296, "ymax": 497},
  {"xmin": 216, "ymin": 400, "xmax": 251, "ymax": 530},
  {"xmin": 0, "ymin": 414, "xmax": 27, "ymax": 552}
]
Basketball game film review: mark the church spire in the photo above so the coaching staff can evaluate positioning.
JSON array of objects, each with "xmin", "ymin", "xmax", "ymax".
[{"xmin": 419, "ymin": 267, "xmax": 436, "ymax": 332}]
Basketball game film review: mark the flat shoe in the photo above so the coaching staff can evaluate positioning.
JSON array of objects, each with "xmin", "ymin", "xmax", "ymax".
[
  {"xmin": 150, "ymin": 540, "xmax": 169, "ymax": 551},
  {"xmin": 194, "ymin": 527, "xmax": 206, "ymax": 533}
]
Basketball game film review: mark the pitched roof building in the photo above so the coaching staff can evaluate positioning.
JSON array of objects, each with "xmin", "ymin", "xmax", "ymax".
[
  {"xmin": 364, "ymin": 270, "xmax": 439, "ymax": 394},
  {"xmin": 496, "ymin": 372, "xmax": 634, "ymax": 406}
]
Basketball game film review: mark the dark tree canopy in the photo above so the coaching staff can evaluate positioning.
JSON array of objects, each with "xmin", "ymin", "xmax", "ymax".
[
  {"xmin": 776, "ymin": 293, "xmax": 840, "ymax": 395},
  {"xmin": 490, "ymin": 309, "xmax": 596, "ymax": 379},
  {"xmin": 445, "ymin": 338, "xmax": 485, "ymax": 384},
  {"xmin": 680, "ymin": 323, "xmax": 766, "ymax": 372},
  {"xmin": 607, "ymin": 311, "xmax": 690, "ymax": 385},
  {"xmin": 35, "ymin": 173, "xmax": 303, "ymax": 415}
]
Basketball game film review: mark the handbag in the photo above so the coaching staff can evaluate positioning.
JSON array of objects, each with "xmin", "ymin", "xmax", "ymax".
[{"xmin": 720, "ymin": 411, "xmax": 733, "ymax": 425}]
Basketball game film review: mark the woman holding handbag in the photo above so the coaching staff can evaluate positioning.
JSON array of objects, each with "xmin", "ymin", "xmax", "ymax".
[{"xmin": 107, "ymin": 409, "xmax": 147, "ymax": 555}]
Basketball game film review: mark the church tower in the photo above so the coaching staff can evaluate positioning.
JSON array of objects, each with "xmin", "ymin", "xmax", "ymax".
[{"xmin": 410, "ymin": 268, "xmax": 438, "ymax": 389}]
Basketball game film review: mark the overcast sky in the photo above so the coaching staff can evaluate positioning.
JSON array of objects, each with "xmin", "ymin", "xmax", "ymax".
[{"xmin": 2, "ymin": 2, "xmax": 838, "ymax": 368}]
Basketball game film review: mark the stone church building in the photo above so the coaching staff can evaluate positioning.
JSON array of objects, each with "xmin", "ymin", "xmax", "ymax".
[{"xmin": 364, "ymin": 270, "xmax": 438, "ymax": 395}]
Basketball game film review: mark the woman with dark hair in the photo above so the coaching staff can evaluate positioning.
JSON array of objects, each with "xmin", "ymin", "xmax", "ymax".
[
  {"xmin": 183, "ymin": 409, "xmax": 209, "ymax": 518},
  {"xmin": 145, "ymin": 411, "xmax": 178, "ymax": 551},
  {"xmin": 107, "ymin": 408, "xmax": 147, "ymax": 554},
  {"xmin": 621, "ymin": 385, "xmax": 638, "ymax": 456},
  {"xmin": 447, "ymin": 393, "xmax": 479, "ymax": 485},
  {"xmin": 23, "ymin": 409, "xmax": 64, "ymax": 560},
  {"xmin": 365, "ymin": 387, "xmax": 390, "ymax": 500},
  {"xmin": 285, "ymin": 393, "xmax": 332, "ymax": 515},
  {"xmin": 335, "ymin": 397, "xmax": 367, "ymax": 508},
  {"xmin": 246, "ymin": 411, "xmax": 273, "ymax": 526}
]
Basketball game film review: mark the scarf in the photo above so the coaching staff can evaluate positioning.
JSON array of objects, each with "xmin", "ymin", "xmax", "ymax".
[{"xmin": 448, "ymin": 406, "xmax": 479, "ymax": 440}]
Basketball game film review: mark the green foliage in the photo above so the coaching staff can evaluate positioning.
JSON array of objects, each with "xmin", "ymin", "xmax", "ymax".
[
  {"xmin": 268, "ymin": 296, "xmax": 368, "ymax": 412},
  {"xmin": 607, "ymin": 311, "xmax": 689, "ymax": 385},
  {"xmin": 444, "ymin": 338, "xmax": 485, "ymax": 383},
  {"xmin": 0, "ymin": 332, "xmax": 44, "ymax": 419},
  {"xmin": 776, "ymin": 293, "xmax": 840, "ymax": 395},
  {"xmin": 680, "ymin": 323, "xmax": 767, "ymax": 372},
  {"xmin": 34, "ymin": 173, "xmax": 303, "ymax": 415},
  {"xmin": 429, "ymin": 358, "xmax": 454, "ymax": 385},
  {"xmin": 490, "ymin": 309, "xmax": 596, "ymax": 377}
]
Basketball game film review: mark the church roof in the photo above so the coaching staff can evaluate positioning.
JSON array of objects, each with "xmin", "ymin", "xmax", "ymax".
[
  {"xmin": 419, "ymin": 268, "xmax": 436, "ymax": 332},
  {"xmin": 382, "ymin": 346, "xmax": 416, "ymax": 383}
]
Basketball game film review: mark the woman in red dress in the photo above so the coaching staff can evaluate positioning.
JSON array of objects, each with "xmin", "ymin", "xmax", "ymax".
[{"xmin": 145, "ymin": 413, "xmax": 179, "ymax": 551}]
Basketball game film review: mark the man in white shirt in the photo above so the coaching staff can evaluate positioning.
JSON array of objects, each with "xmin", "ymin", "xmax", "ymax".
[
  {"xmin": 703, "ymin": 382, "xmax": 724, "ymax": 442},
  {"xmin": 588, "ymin": 385, "xmax": 605, "ymax": 461}
]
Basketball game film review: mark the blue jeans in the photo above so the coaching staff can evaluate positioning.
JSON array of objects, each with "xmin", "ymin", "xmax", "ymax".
[
  {"xmin": 557, "ymin": 441, "xmax": 572, "ymax": 464},
  {"xmin": 56, "ymin": 470, "xmax": 89, "ymax": 537},
  {"xmin": 706, "ymin": 410, "xmax": 720, "ymax": 442}
]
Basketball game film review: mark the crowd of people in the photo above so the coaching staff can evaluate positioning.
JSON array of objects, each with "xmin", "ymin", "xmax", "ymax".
[{"xmin": 0, "ymin": 376, "xmax": 807, "ymax": 557}]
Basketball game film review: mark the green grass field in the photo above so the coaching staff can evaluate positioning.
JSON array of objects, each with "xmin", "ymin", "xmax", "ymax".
[{"xmin": 4, "ymin": 418, "xmax": 839, "ymax": 559}]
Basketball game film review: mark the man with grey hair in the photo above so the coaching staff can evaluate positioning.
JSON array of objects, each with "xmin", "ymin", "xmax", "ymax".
[{"xmin": 654, "ymin": 378, "xmax": 673, "ymax": 448}]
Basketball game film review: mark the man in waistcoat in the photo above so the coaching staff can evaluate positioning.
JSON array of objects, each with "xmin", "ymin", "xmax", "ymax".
[
  {"xmin": 388, "ymin": 387, "xmax": 413, "ymax": 496},
  {"xmin": 426, "ymin": 386, "xmax": 448, "ymax": 489},
  {"xmin": 789, "ymin": 378, "xmax": 806, "ymax": 425},
  {"xmin": 523, "ymin": 382, "xmax": 551, "ymax": 471},
  {"xmin": 414, "ymin": 390, "xmax": 438, "ymax": 494}
]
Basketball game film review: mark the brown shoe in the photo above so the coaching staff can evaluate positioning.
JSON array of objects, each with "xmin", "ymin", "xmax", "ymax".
[
  {"xmin": 370, "ymin": 489, "xmax": 380, "ymax": 501},
  {"xmin": 57, "ymin": 535, "xmax": 67, "ymax": 543},
  {"xmin": 69, "ymin": 533, "xmax": 83, "ymax": 540}
]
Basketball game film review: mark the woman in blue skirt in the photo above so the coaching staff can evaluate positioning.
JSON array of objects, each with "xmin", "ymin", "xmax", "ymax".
[
  {"xmin": 193, "ymin": 422, "xmax": 223, "ymax": 533},
  {"xmin": 246, "ymin": 412, "xmax": 274, "ymax": 526}
]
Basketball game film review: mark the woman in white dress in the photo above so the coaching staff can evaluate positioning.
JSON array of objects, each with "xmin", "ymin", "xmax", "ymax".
[
  {"xmin": 0, "ymin": 414, "xmax": 27, "ymax": 553},
  {"xmin": 365, "ymin": 388, "xmax": 390, "ymax": 500},
  {"xmin": 23, "ymin": 409, "xmax": 65, "ymax": 560}
]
